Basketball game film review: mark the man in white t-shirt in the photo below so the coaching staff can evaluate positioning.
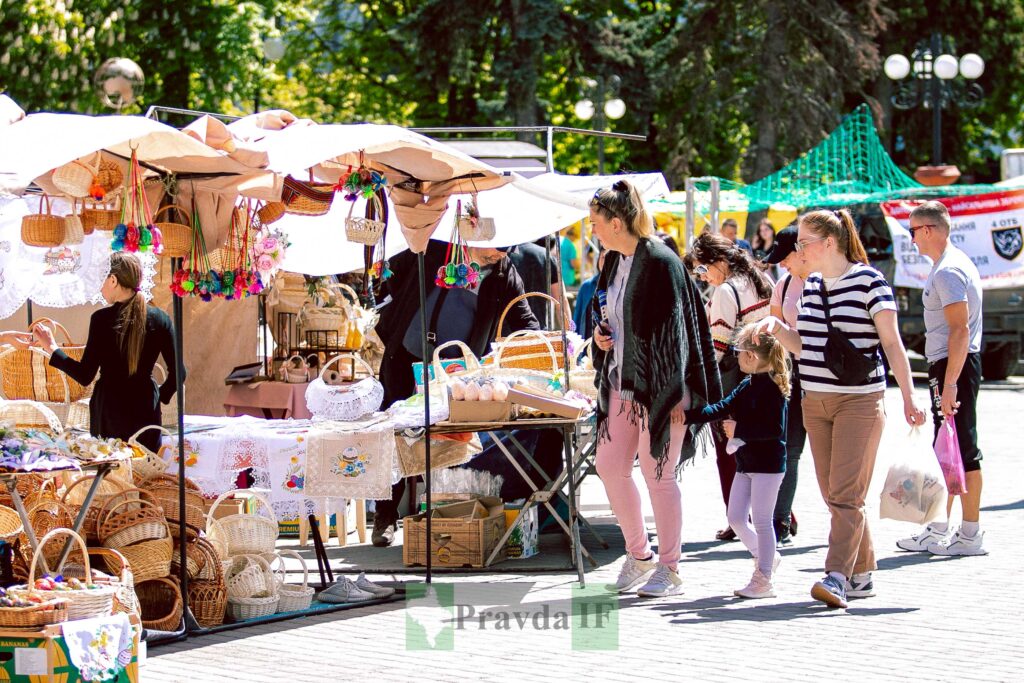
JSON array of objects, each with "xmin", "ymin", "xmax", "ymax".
[{"xmin": 897, "ymin": 201, "xmax": 987, "ymax": 556}]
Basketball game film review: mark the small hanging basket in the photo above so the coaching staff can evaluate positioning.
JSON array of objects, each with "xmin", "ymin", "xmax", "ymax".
[
  {"xmin": 21, "ymin": 194, "xmax": 65, "ymax": 247},
  {"xmin": 96, "ymin": 158, "xmax": 124, "ymax": 195},
  {"xmin": 457, "ymin": 194, "xmax": 496, "ymax": 241},
  {"xmin": 281, "ymin": 175, "xmax": 335, "ymax": 216},
  {"xmin": 64, "ymin": 200, "xmax": 85, "ymax": 245},
  {"xmin": 256, "ymin": 201, "xmax": 286, "ymax": 225},
  {"xmin": 51, "ymin": 153, "xmax": 100, "ymax": 198},
  {"xmin": 81, "ymin": 196, "xmax": 120, "ymax": 233},
  {"xmin": 344, "ymin": 193, "xmax": 386, "ymax": 246},
  {"xmin": 153, "ymin": 204, "xmax": 194, "ymax": 259}
]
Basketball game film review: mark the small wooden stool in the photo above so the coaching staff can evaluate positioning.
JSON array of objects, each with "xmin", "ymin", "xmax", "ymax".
[{"xmin": 297, "ymin": 499, "xmax": 366, "ymax": 546}]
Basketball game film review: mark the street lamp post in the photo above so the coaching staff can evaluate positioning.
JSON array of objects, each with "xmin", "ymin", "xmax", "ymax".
[
  {"xmin": 884, "ymin": 33, "xmax": 984, "ymax": 168},
  {"xmin": 574, "ymin": 75, "xmax": 626, "ymax": 174}
]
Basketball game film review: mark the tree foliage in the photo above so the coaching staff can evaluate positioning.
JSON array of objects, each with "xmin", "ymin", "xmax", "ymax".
[{"xmin": 1, "ymin": 0, "xmax": 1021, "ymax": 185}]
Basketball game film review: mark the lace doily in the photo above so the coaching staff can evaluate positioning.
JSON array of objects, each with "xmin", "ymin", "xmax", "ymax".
[{"xmin": 305, "ymin": 376, "xmax": 384, "ymax": 421}]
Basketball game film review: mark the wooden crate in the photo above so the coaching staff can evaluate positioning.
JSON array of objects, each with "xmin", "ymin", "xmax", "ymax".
[{"xmin": 402, "ymin": 496, "xmax": 506, "ymax": 568}]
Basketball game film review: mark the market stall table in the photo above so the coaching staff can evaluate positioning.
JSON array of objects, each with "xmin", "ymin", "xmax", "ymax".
[{"xmin": 223, "ymin": 381, "xmax": 313, "ymax": 419}]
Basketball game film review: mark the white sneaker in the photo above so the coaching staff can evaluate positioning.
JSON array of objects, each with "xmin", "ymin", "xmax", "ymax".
[
  {"xmin": 319, "ymin": 577, "xmax": 376, "ymax": 604},
  {"xmin": 636, "ymin": 564, "xmax": 683, "ymax": 598},
  {"xmin": 608, "ymin": 555, "xmax": 657, "ymax": 593},
  {"xmin": 735, "ymin": 569, "xmax": 775, "ymax": 599},
  {"xmin": 846, "ymin": 572, "xmax": 875, "ymax": 598},
  {"xmin": 355, "ymin": 572, "xmax": 396, "ymax": 598},
  {"xmin": 927, "ymin": 529, "xmax": 988, "ymax": 556},
  {"xmin": 896, "ymin": 524, "xmax": 950, "ymax": 552}
]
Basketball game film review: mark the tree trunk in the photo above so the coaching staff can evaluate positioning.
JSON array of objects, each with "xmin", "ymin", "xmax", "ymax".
[
  {"xmin": 505, "ymin": 0, "xmax": 541, "ymax": 140},
  {"xmin": 750, "ymin": 2, "xmax": 788, "ymax": 181}
]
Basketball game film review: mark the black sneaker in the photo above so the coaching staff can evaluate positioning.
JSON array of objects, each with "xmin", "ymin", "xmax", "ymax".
[
  {"xmin": 774, "ymin": 519, "xmax": 793, "ymax": 548},
  {"xmin": 371, "ymin": 518, "xmax": 396, "ymax": 547},
  {"xmin": 811, "ymin": 575, "xmax": 848, "ymax": 609}
]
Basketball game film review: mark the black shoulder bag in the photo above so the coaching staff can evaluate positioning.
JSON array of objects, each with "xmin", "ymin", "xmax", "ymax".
[{"xmin": 820, "ymin": 282, "xmax": 878, "ymax": 386}]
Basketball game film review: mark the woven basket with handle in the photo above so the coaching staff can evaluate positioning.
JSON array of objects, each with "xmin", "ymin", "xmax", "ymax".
[
  {"xmin": 207, "ymin": 489, "xmax": 278, "ymax": 557},
  {"xmin": 0, "ymin": 317, "xmax": 90, "ymax": 403},
  {"xmin": 267, "ymin": 549, "xmax": 314, "ymax": 613},
  {"xmin": 188, "ymin": 538, "xmax": 227, "ymax": 628},
  {"xmin": 51, "ymin": 153, "xmax": 100, "ymax": 198},
  {"xmin": 494, "ymin": 292, "xmax": 569, "ymax": 373},
  {"xmin": 80, "ymin": 196, "xmax": 120, "ymax": 233},
  {"xmin": 21, "ymin": 194, "xmax": 65, "ymax": 247},
  {"xmin": 128, "ymin": 425, "xmax": 172, "ymax": 483},
  {"xmin": 60, "ymin": 473, "xmax": 130, "ymax": 545},
  {"xmin": 153, "ymin": 204, "xmax": 193, "ymax": 259},
  {"xmin": 136, "ymin": 576, "xmax": 183, "ymax": 631},
  {"xmin": 568, "ymin": 338, "xmax": 598, "ymax": 399},
  {"xmin": 97, "ymin": 491, "xmax": 169, "ymax": 550},
  {"xmin": 344, "ymin": 193, "xmax": 386, "ymax": 245},
  {"xmin": 18, "ymin": 528, "xmax": 118, "ymax": 620},
  {"xmin": 281, "ymin": 175, "xmax": 335, "ymax": 216},
  {"xmin": 62, "ymin": 546, "xmax": 140, "ymax": 618}
]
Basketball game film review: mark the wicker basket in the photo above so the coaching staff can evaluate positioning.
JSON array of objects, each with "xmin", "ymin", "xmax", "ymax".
[
  {"xmin": 395, "ymin": 433, "xmax": 483, "ymax": 478},
  {"xmin": 136, "ymin": 577, "xmax": 183, "ymax": 632},
  {"xmin": 60, "ymin": 474, "xmax": 130, "ymax": 545},
  {"xmin": 22, "ymin": 528, "xmax": 117, "ymax": 620},
  {"xmin": 0, "ymin": 505, "xmax": 23, "ymax": 541},
  {"xmin": 80, "ymin": 197, "xmax": 119, "ymax": 233},
  {"xmin": 97, "ymin": 494, "xmax": 169, "ymax": 550},
  {"xmin": 0, "ymin": 595, "xmax": 68, "ymax": 628},
  {"xmin": 51, "ymin": 153, "xmax": 100, "ymax": 198},
  {"xmin": 344, "ymin": 197, "xmax": 385, "ymax": 245},
  {"xmin": 298, "ymin": 303, "xmax": 347, "ymax": 334},
  {"xmin": 0, "ymin": 399, "xmax": 64, "ymax": 432},
  {"xmin": 0, "ymin": 318, "xmax": 90, "ymax": 403},
  {"xmin": 256, "ymin": 201, "xmax": 286, "ymax": 226},
  {"xmin": 110, "ymin": 534, "xmax": 172, "ymax": 584},
  {"xmin": 207, "ymin": 490, "xmax": 278, "ymax": 558},
  {"xmin": 96, "ymin": 158, "xmax": 124, "ymax": 195},
  {"xmin": 64, "ymin": 211, "xmax": 85, "ymax": 246},
  {"xmin": 188, "ymin": 539, "xmax": 227, "ymax": 628},
  {"xmin": 281, "ymin": 175, "xmax": 335, "ymax": 216},
  {"xmin": 143, "ymin": 479, "xmax": 205, "ymax": 540},
  {"xmin": 494, "ymin": 293, "xmax": 568, "ymax": 373},
  {"xmin": 568, "ymin": 338, "xmax": 599, "ymax": 399},
  {"xmin": 153, "ymin": 205, "xmax": 193, "ymax": 259},
  {"xmin": 127, "ymin": 425, "xmax": 172, "ymax": 483},
  {"xmin": 25, "ymin": 499, "xmax": 75, "ymax": 569},
  {"xmin": 279, "ymin": 354, "xmax": 309, "ymax": 384},
  {"xmin": 268, "ymin": 550, "xmax": 314, "ymax": 613},
  {"xmin": 21, "ymin": 194, "xmax": 65, "ymax": 247},
  {"xmin": 225, "ymin": 555, "xmax": 279, "ymax": 621},
  {"xmin": 170, "ymin": 537, "xmax": 206, "ymax": 580},
  {"xmin": 63, "ymin": 547, "xmax": 140, "ymax": 618}
]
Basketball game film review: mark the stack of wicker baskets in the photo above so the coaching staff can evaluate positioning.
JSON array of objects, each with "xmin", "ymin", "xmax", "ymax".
[
  {"xmin": 187, "ymin": 537, "xmax": 228, "ymax": 628},
  {"xmin": 224, "ymin": 554, "xmax": 279, "ymax": 620}
]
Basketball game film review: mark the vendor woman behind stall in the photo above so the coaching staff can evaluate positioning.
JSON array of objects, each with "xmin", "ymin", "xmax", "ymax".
[{"xmin": 32, "ymin": 252, "xmax": 182, "ymax": 452}]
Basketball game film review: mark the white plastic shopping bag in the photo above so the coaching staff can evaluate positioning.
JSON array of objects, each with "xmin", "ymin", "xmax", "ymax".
[{"xmin": 879, "ymin": 427, "xmax": 948, "ymax": 524}]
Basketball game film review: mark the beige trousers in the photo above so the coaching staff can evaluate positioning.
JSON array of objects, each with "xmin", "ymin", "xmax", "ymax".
[{"xmin": 802, "ymin": 390, "xmax": 886, "ymax": 578}]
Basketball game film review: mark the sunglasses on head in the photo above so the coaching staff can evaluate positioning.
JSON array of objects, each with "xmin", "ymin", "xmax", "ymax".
[
  {"xmin": 693, "ymin": 264, "xmax": 710, "ymax": 276},
  {"xmin": 590, "ymin": 192, "xmax": 614, "ymax": 215}
]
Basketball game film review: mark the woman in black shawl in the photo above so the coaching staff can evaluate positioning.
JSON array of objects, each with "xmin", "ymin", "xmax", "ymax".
[{"xmin": 590, "ymin": 180, "xmax": 721, "ymax": 598}]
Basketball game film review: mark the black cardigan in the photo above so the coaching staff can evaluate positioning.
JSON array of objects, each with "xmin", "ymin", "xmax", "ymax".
[
  {"xmin": 684, "ymin": 373, "xmax": 788, "ymax": 473},
  {"xmin": 375, "ymin": 240, "xmax": 539, "ymax": 404},
  {"xmin": 49, "ymin": 301, "xmax": 181, "ymax": 453}
]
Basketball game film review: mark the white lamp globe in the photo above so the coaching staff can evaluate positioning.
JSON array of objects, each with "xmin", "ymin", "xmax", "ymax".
[
  {"xmin": 604, "ymin": 98, "xmax": 626, "ymax": 120},
  {"xmin": 884, "ymin": 54, "xmax": 911, "ymax": 80},
  {"xmin": 574, "ymin": 99, "xmax": 595, "ymax": 121},
  {"xmin": 934, "ymin": 54, "xmax": 959, "ymax": 80},
  {"xmin": 960, "ymin": 53, "xmax": 985, "ymax": 79},
  {"xmin": 262, "ymin": 37, "xmax": 286, "ymax": 62}
]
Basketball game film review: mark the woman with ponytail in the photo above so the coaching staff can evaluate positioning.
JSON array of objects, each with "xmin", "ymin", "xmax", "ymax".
[
  {"xmin": 757, "ymin": 209, "xmax": 925, "ymax": 608},
  {"xmin": 680, "ymin": 322, "xmax": 791, "ymax": 599},
  {"xmin": 685, "ymin": 230, "xmax": 774, "ymax": 541},
  {"xmin": 33, "ymin": 252, "xmax": 182, "ymax": 453}
]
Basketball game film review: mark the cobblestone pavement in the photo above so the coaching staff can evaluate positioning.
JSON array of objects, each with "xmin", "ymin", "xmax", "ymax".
[{"xmin": 145, "ymin": 384, "xmax": 1022, "ymax": 682}]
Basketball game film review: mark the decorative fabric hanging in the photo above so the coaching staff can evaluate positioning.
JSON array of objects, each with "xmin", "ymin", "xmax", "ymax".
[
  {"xmin": 435, "ymin": 199, "xmax": 480, "ymax": 290},
  {"xmin": 112, "ymin": 147, "xmax": 163, "ymax": 256}
]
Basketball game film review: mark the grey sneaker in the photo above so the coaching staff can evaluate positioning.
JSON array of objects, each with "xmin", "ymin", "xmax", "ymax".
[
  {"xmin": 846, "ymin": 572, "xmax": 875, "ymax": 598},
  {"xmin": 355, "ymin": 572, "xmax": 395, "ymax": 598},
  {"xmin": 319, "ymin": 577, "xmax": 376, "ymax": 604},
  {"xmin": 636, "ymin": 564, "xmax": 683, "ymax": 598},
  {"xmin": 927, "ymin": 529, "xmax": 988, "ymax": 556},
  {"xmin": 811, "ymin": 574, "xmax": 848, "ymax": 609},
  {"xmin": 608, "ymin": 555, "xmax": 657, "ymax": 593},
  {"xmin": 896, "ymin": 524, "xmax": 950, "ymax": 552}
]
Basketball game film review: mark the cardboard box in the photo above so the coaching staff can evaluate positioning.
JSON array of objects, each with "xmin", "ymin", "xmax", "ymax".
[
  {"xmin": 204, "ymin": 496, "xmax": 245, "ymax": 521},
  {"xmin": 0, "ymin": 617, "xmax": 140, "ymax": 682},
  {"xmin": 507, "ymin": 386, "xmax": 587, "ymax": 420},
  {"xmin": 504, "ymin": 503, "xmax": 539, "ymax": 559},
  {"xmin": 447, "ymin": 399, "xmax": 513, "ymax": 423},
  {"xmin": 403, "ymin": 495, "xmax": 506, "ymax": 568}
]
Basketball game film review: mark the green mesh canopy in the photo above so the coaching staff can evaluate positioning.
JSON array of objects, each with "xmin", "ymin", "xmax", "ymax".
[{"xmin": 694, "ymin": 104, "xmax": 924, "ymax": 210}]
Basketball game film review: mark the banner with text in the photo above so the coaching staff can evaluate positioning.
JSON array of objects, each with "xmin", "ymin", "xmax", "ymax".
[{"xmin": 882, "ymin": 189, "xmax": 1024, "ymax": 290}]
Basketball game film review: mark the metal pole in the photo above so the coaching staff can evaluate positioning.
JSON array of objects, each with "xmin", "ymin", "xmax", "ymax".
[
  {"xmin": 259, "ymin": 294, "xmax": 270, "ymax": 378},
  {"xmin": 709, "ymin": 177, "xmax": 721, "ymax": 233},
  {"xmin": 171, "ymin": 257, "xmax": 190, "ymax": 631},
  {"xmin": 596, "ymin": 79, "xmax": 606, "ymax": 174},
  {"xmin": 685, "ymin": 179, "xmax": 696, "ymax": 249},
  {"xmin": 416, "ymin": 252, "xmax": 432, "ymax": 583},
  {"xmin": 545, "ymin": 127, "xmax": 555, "ymax": 173},
  {"xmin": 931, "ymin": 33, "xmax": 943, "ymax": 165},
  {"xmin": 26, "ymin": 301, "xmax": 33, "ymax": 327}
]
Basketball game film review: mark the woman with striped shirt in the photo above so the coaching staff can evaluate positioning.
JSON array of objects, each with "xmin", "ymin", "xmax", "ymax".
[
  {"xmin": 686, "ymin": 232, "xmax": 773, "ymax": 541},
  {"xmin": 757, "ymin": 209, "xmax": 926, "ymax": 608}
]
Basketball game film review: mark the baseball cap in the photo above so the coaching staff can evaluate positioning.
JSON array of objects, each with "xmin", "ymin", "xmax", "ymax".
[{"xmin": 763, "ymin": 227, "xmax": 798, "ymax": 265}]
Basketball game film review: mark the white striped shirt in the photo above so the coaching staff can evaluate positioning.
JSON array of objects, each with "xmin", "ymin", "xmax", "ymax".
[{"xmin": 796, "ymin": 263, "xmax": 896, "ymax": 394}]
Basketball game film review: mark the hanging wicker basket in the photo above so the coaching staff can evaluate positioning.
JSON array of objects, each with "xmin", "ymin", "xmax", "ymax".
[
  {"xmin": 21, "ymin": 194, "xmax": 65, "ymax": 247},
  {"xmin": 80, "ymin": 197, "xmax": 120, "ymax": 233},
  {"xmin": 153, "ymin": 204, "xmax": 193, "ymax": 259},
  {"xmin": 51, "ymin": 153, "xmax": 100, "ymax": 198},
  {"xmin": 257, "ymin": 201, "xmax": 286, "ymax": 225},
  {"xmin": 96, "ymin": 158, "xmax": 124, "ymax": 195},
  {"xmin": 281, "ymin": 175, "xmax": 335, "ymax": 216},
  {"xmin": 64, "ymin": 203, "xmax": 85, "ymax": 246}
]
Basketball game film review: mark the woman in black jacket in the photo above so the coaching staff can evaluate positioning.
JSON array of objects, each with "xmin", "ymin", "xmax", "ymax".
[
  {"xmin": 33, "ymin": 252, "xmax": 182, "ymax": 453},
  {"xmin": 591, "ymin": 180, "xmax": 721, "ymax": 598}
]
